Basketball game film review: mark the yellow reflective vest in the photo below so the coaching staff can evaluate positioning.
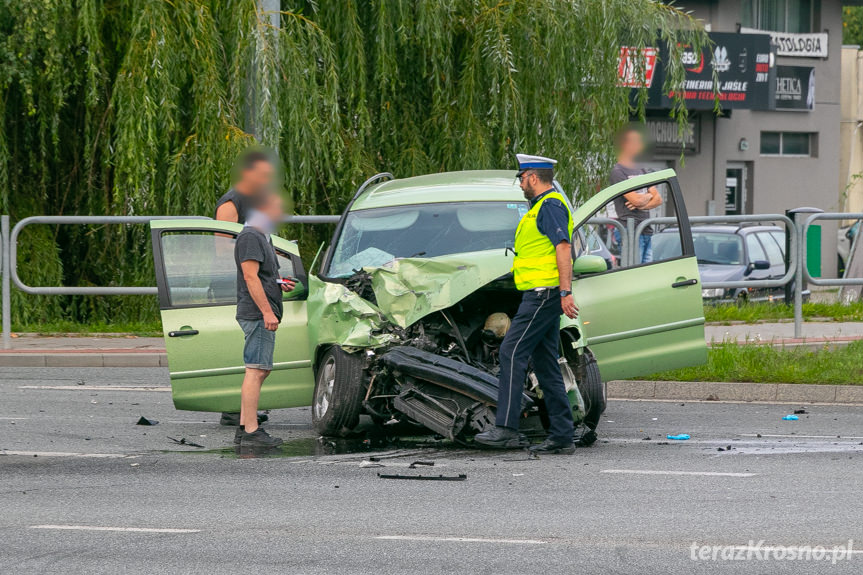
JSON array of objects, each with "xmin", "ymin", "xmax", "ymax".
[{"xmin": 513, "ymin": 191, "xmax": 574, "ymax": 291}]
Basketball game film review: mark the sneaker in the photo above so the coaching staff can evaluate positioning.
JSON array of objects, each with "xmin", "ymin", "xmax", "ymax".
[
  {"xmin": 529, "ymin": 437, "xmax": 575, "ymax": 455},
  {"xmin": 220, "ymin": 412, "xmax": 269, "ymax": 426},
  {"xmin": 574, "ymin": 429, "xmax": 598, "ymax": 447},
  {"xmin": 474, "ymin": 426, "xmax": 530, "ymax": 449},
  {"xmin": 239, "ymin": 427, "xmax": 283, "ymax": 447},
  {"xmin": 234, "ymin": 426, "xmax": 244, "ymax": 445}
]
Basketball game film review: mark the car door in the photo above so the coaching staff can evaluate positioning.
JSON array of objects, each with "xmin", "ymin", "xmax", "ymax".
[
  {"xmin": 569, "ymin": 169, "xmax": 706, "ymax": 381},
  {"xmin": 150, "ymin": 219, "xmax": 314, "ymax": 412}
]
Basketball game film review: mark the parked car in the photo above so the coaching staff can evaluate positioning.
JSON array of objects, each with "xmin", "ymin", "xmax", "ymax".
[
  {"xmin": 652, "ymin": 224, "xmax": 798, "ymax": 304},
  {"xmin": 150, "ymin": 169, "xmax": 706, "ymax": 440}
]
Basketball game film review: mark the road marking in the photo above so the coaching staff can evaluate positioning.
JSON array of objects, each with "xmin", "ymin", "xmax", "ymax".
[
  {"xmin": 18, "ymin": 385, "xmax": 170, "ymax": 392},
  {"xmin": 0, "ymin": 417, "xmax": 29, "ymax": 420},
  {"xmin": 740, "ymin": 434, "xmax": 863, "ymax": 440},
  {"xmin": 1, "ymin": 450, "xmax": 133, "ymax": 458},
  {"xmin": 601, "ymin": 469, "xmax": 756, "ymax": 478},
  {"xmin": 375, "ymin": 535, "xmax": 545, "ymax": 545},
  {"xmin": 30, "ymin": 525, "xmax": 200, "ymax": 534}
]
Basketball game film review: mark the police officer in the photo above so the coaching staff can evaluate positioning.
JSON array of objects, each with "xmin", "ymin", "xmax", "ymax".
[{"xmin": 475, "ymin": 154, "xmax": 578, "ymax": 454}]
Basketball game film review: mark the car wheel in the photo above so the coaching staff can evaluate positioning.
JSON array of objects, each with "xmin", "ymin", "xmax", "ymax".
[
  {"xmin": 576, "ymin": 349, "xmax": 606, "ymax": 432},
  {"xmin": 312, "ymin": 346, "xmax": 365, "ymax": 437}
]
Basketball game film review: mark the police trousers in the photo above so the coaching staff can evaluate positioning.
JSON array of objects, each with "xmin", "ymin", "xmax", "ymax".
[{"xmin": 495, "ymin": 287, "xmax": 574, "ymax": 442}]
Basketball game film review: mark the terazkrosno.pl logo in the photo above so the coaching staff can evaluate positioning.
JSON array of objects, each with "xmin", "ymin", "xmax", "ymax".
[{"xmin": 690, "ymin": 540, "xmax": 854, "ymax": 564}]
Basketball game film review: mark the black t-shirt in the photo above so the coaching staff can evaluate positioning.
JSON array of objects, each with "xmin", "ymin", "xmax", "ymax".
[
  {"xmin": 215, "ymin": 188, "xmax": 253, "ymax": 224},
  {"xmin": 234, "ymin": 227, "xmax": 283, "ymax": 321},
  {"xmin": 610, "ymin": 163, "xmax": 653, "ymax": 235}
]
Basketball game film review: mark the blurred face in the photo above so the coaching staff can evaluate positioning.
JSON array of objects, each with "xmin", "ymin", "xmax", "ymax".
[
  {"xmin": 620, "ymin": 130, "xmax": 645, "ymax": 160},
  {"xmin": 518, "ymin": 171, "xmax": 539, "ymax": 199},
  {"xmin": 242, "ymin": 160, "xmax": 275, "ymax": 195},
  {"xmin": 258, "ymin": 193, "xmax": 284, "ymax": 224}
]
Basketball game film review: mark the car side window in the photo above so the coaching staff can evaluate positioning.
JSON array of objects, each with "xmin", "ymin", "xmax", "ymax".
[
  {"xmin": 758, "ymin": 233, "xmax": 784, "ymax": 267},
  {"xmin": 745, "ymin": 234, "xmax": 767, "ymax": 263},
  {"xmin": 161, "ymin": 231, "xmax": 238, "ymax": 307},
  {"xmin": 575, "ymin": 181, "xmax": 683, "ymax": 270}
]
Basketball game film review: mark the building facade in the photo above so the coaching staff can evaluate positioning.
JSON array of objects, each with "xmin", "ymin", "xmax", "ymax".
[{"xmin": 641, "ymin": 0, "xmax": 842, "ymax": 276}]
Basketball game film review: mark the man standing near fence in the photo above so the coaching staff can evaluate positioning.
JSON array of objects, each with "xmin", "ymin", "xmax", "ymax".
[
  {"xmin": 610, "ymin": 126, "xmax": 662, "ymax": 264},
  {"xmin": 216, "ymin": 149, "xmax": 276, "ymax": 427}
]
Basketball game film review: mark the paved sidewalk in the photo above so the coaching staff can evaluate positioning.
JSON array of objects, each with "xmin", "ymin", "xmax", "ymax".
[{"xmin": 2, "ymin": 321, "xmax": 863, "ymax": 367}]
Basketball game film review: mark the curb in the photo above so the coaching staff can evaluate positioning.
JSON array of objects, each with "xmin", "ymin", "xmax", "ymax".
[
  {"xmin": 0, "ymin": 352, "xmax": 167, "ymax": 368},
  {"xmin": 609, "ymin": 380, "xmax": 863, "ymax": 404}
]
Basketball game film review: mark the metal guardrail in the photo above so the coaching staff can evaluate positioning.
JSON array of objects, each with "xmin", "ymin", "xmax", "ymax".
[{"xmin": 1, "ymin": 210, "xmax": 863, "ymax": 348}]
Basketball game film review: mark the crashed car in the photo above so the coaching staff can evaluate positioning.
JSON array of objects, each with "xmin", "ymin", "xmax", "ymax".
[{"xmin": 151, "ymin": 169, "xmax": 706, "ymax": 441}]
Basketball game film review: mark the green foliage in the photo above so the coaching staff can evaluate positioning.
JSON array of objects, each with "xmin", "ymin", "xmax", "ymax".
[
  {"xmin": 0, "ymin": 0, "xmax": 708, "ymax": 327},
  {"xmin": 647, "ymin": 341, "xmax": 863, "ymax": 385},
  {"xmin": 844, "ymin": 6, "xmax": 863, "ymax": 46},
  {"xmin": 704, "ymin": 301, "xmax": 863, "ymax": 324}
]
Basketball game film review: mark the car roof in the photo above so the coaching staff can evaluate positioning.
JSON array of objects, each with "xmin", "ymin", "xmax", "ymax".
[
  {"xmin": 659, "ymin": 224, "xmax": 783, "ymax": 235},
  {"xmin": 351, "ymin": 170, "xmax": 525, "ymax": 211}
]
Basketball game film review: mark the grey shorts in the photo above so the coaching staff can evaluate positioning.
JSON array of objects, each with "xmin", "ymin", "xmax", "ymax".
[{"xmin": 238, "ymin": 318, "xmax": 276, "ymax": 371}]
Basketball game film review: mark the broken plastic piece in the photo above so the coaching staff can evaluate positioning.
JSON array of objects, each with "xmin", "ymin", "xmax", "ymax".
[
  {"xmin": 136, "ymin": 416, "xmax": 158, "ymax": 426},
  {"xmin": 666, "ymin": 434, "xmax": 690, "ymax": 440},
  {"xmin": 408, "ymin": 460, "xmax": 435, "ymax": 468},
  {"xmin": 793, "ymin": 409, "xmax": 808, "ymax": 415},
  {"xmin": 167, "ymin": 436, "xmax": 205, "ymax": 448},
  {"xmin": 378, "ymin": 473, "xmax": 466, "ymax": 481},
  {"xmin": 782, "ymin": 415, "xmax": 799, "ymax": 421}
]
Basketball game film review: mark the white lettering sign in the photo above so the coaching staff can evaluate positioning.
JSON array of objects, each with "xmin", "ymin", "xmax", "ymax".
[{"xmin": 740, "ymin": 28, "xmax": 828, "ymax": 58}]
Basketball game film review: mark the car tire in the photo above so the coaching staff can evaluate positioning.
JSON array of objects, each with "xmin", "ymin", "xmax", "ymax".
[
  {"xmin": 576, "ymin": 349, "xmax": 606, "ymax": 432},
  {"xmin": 312, "ymin": 346, "xmax": 365, "ymax": 437}
]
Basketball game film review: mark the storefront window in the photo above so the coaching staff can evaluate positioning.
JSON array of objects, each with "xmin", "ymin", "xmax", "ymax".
[
  {"xmin": 760, "ymin": 132, "xmax": 812, "ymax": 156},
  {"xmin": 741, "ymin": 0, "xmax": 813, "ymax": 33}
]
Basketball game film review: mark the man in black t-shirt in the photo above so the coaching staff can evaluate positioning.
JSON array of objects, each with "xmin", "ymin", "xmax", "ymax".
[
  {"xmin": 234, "ymin": 192, "xmax": 295, "ymax": 448},
  {"xmin": 217, "ymin": 149, "xmax": 276, "ymax": 427}
]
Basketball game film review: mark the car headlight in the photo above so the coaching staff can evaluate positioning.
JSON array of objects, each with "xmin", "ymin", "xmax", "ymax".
[{"xmin": 701, "ymin": 288, "xmax": 724, "ymax": 298}]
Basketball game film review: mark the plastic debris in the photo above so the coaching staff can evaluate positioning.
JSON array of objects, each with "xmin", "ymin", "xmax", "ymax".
[
  {"xmin": 408, "ymin": 460, "xmax": 435, "ymax": 469},
  {"xmin": 793, "ymin": 409, "xmax": 808, "ymax": 415},
  {"xmin": 167, "ymin": 436, "xmax": 205, "ymax": 448},
  {"xmin": 666, "ymin": 434, "xmax": 690, "ymax": 440},
  {"xmin": 782, "ymin": 415, "xmax": 799, "ymax": 421},
  {"xmin": 378, "ymin": 473, "xmax": 466, "ymax": 481},
  {"xmin": 136, "ymin": 416, "xmax": 158, "ymax": 426}
]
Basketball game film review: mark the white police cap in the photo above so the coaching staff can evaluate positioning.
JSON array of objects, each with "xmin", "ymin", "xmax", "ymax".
[{"xmin": 516, "ymin": 153, "xmax": 557, "ymax": 175}]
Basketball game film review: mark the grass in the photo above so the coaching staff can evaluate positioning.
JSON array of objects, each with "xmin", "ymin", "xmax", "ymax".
[
  {"xmin": 703, "ymin": 301, "xmax": 863, "ymax": 324},
  {"xmin": 645, "ymin": 341, "xmax": 863, "ymax": 385},
  {"xmin": 11, "ymin": 319, "xmax": 163, "ymax": 337}
]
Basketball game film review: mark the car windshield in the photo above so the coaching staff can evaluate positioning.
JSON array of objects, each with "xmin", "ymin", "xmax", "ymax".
[
  {"xmin": 652, "ymin": 231, "xmax": 744, "ymax": 265},
  {"xmin": 327, "ymin": 201, "xmax": 528, "ymax": 277}
]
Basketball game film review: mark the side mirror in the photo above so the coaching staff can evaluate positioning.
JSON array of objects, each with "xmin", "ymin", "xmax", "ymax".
[
  {"xmin": 749, "ymin": 260, "xmax": 770, "ymax": 271},
  {"xmin": 573, "ymin": 255, "xmax": 608, "ymax": 276}
]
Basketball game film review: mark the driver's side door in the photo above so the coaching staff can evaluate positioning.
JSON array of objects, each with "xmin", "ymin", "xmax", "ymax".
[
  {"xmin": 151, "ymin": 220, "xmax": 315, "ymax": 412},
  {"xmin": 570, "ymin": 170, "xmax": 706, "ymax": 380}
]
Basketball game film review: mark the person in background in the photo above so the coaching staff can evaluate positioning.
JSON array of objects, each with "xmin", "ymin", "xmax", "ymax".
[
  {"xmin": 216, "ymin": 149, "xmax": 276, "ymax": 428},
  {"xmin": 235, "ymin": 191, "xmax": 295, "ymax": 447},
  {"xmin": 610, "ymin": 126, "xmax": 662, "ymax": 264}
]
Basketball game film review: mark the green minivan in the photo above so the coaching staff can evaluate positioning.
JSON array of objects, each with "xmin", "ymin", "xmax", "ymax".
[{"xmin": 151, "ymin": 169, "xmax": 706, "ymax": 439}]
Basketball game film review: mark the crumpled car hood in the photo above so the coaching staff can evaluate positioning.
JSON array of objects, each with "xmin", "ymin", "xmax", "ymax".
[{"xmin": 307, "ymin": 251, "xmax": 514, "ymax": 350}]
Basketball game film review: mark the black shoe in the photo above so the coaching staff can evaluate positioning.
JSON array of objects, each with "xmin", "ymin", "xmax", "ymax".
[
  {"xmin": 529, "ymin": 437, "xmax": 575, "ymax": 455},
  {"xmin": 474, "ymin": 427, "xmax": 530, "ymax": 449},
  {"xmin": 239, "ymin": 427, "xmax": 283, "ymax": 447},
  {"xmin": 220, "ymin": 412, "xmax": 269, "ymax": 426},
  {"xmin": 574, "ymin": 429, "xmax": 598, "ymax": 447},
  {"xmin": 234, "ymin": 426, "xmax": 244, "ymax": 445}
]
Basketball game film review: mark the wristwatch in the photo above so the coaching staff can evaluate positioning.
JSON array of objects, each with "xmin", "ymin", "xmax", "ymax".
[{"xmin": 559, "ymin": 289, "xmax": 572, "ymax": 298}]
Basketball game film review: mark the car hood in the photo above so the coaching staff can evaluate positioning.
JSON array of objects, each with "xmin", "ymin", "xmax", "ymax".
[
  {"xmin": 698, "ymin": 264, "xmax": 746, "ymax": 283},
  {"xmin": 307, "ymin": 250, "xmax": 515, "ymax": 350}
]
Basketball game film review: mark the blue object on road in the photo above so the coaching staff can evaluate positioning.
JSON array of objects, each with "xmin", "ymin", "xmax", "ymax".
[
  {"xmin": 666, "ymin": 434, "xmax": 690, "ymax": 440},
  {"xmin": 782, "ymin": 415, "xmax": 799, "ymax": 421}
]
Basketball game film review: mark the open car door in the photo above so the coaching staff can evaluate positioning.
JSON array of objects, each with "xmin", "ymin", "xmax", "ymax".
[
  {"xmin": 150, "ymin": 220, "xmax": 314, "ymax": 412},
  {"xmin": 570, "ymin": 169, "xmax": 707, "ymax": 381}
]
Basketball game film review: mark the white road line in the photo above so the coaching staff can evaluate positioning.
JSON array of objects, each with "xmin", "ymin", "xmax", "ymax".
[
  {"xmin": 375, "ymin": 535, "xmax": 545, "ymax": 545},
  {"xmin": 1, "ymin": 450, "xmax": 133, "ymax": 459},
  {"xmin": 30, "ymin": 525, "xmax": 200, "ymax": 534},
  {"xmin": 18, "ymin": 385, "xmax": 170, "ymax": 392},
  {"xmin": 601, "ymin": 469, "xmax": 756, "ymax": 478},
  {"xmin": 739, "ymin": 434, "xmax": 863, "ymax": 440},
  {"xmin": 0, "ymin": 417, "xmax": 29, "ymax": 420}
]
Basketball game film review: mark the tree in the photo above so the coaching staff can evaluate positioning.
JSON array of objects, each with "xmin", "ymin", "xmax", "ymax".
[{"xmin": 0, "ymin": 0, "xmax": 708, "ymax": 326}]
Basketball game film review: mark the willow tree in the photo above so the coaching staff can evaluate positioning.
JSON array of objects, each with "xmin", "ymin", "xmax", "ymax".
[{"xmin": 0, "ymin": 0, "xmax": 708, "ymax": 326}]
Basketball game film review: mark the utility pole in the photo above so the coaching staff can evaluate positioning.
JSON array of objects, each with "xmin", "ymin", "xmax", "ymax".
[{"xmin": 247, "ymin": 0, "xmax": 280, "ymax": 143}]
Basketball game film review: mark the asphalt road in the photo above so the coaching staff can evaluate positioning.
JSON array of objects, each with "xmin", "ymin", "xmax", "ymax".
[{"xmin": 2, "ymin": 367, "xmax": 863, "ymax": 574}]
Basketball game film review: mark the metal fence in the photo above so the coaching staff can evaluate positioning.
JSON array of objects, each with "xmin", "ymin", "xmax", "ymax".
[{"xmin": 1, "ymin": 211, "xmax": 862, "ymax": 349}]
